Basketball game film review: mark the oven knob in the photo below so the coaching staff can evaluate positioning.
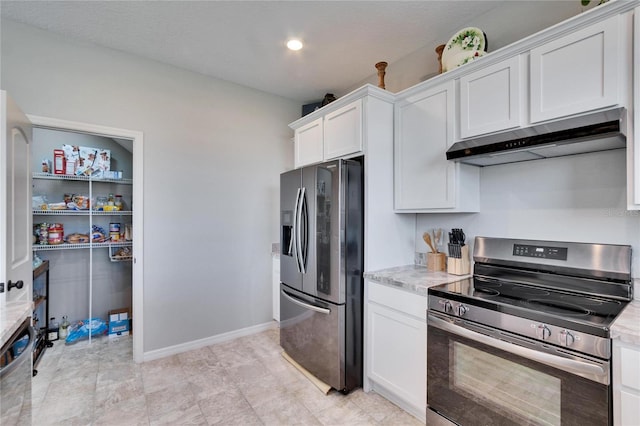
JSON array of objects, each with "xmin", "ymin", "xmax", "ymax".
[
  {"xmin": 442, "ymin": 300, "xmax": 453, "ymax": 314},
  {"xmin": 455, "ymin": 304, "xmax": 468, "ymax": 317},
  {"xmin": 558, "ymin": 330, "xmax": 575, "ymax": 347},
  {"xmin": 535, "ymin": 324, "xmax": 551, "ymax": 340}
]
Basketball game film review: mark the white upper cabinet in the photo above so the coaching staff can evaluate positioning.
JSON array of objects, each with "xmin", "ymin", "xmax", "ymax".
[
  {"xmin": 395, "ymin": 80, "xmax": 479, "ymax": 212},
  {"xmin": 631, "ymin": 6, "xmax": 640, "ymax": 210},
  {"xmin": 530, "ymin": 14, "xmax": 620, "ymax": 123},
  {"xmin": 458, "ymin": 55, "xmax": 522, "ymax": 139},
  {"xmin": 323, "ymin": 99, "xmax": 363, "ymax": 160},
  {"xmin": 294, "ymin": 117, "xmax": 323, "ymax": 168},
  {"xmin": 290, "ymin": 90, "xmax": 378, "ymax": 168}
]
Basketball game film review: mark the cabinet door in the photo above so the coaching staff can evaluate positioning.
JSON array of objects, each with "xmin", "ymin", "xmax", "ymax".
[
  {"xmin": 367, "ymin": 301, "xmax": 426, "ymax": 414},
  {"xmin": 530, "ymin": 15, "xmax": 620, "ymax": 123},
  {"xmin": 613, "ymin": 341, "xmax": 640, "ymax": 426},
  {"xmin": 630, "ymin": 5, "xmax": 640, "ymax": 210},
  {"xmin": 459, "ymin": 56, "xmax": 521, "ymax": 139},
  {"xmin": 323, "ymin": 99, "xmax": 363, "ymax": 160},
  {"xmin": 394, "ymin": 81, "xmax": 456, "ymax": 210},
  {"xmin": 618, "ymin": 390, "xmax": 640, "ymax": 426},
  {"xmin": 294, "ymin": 117, "xmax": 323, "ymax": 168}
]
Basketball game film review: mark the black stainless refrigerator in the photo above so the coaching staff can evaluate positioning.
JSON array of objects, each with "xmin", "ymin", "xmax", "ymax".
[{"xmin": 280, "ymin": 158, "xmax": 363, "ymax": 393}]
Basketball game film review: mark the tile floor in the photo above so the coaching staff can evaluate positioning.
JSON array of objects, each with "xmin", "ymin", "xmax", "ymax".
[{"xmin": 32, "ymin": 327, "xmax": 422, "ymax": 425}]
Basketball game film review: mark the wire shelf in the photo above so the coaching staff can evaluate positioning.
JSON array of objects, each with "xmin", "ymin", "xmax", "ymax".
[
  {"xmin": 109, "ymin": 245, "xmax": 133, "ymax": 262},
  {"xmin": 32, "ymin": 172, "xmax": 132, "ymax": 185},
  {"xmin": 33, "ymin": 241, "xmax": 132, "ymax": 251},
  {"xmin": 33, "ymin": 209, "xmax": 132, "ymax": 216}
]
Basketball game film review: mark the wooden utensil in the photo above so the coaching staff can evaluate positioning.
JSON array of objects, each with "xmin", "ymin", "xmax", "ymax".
[
  {"xmin": 423, "ymin": 232, "xmax": 436, "ymax": 253},
  {"xmin": 433, "ymin": 228, "xmax": 443, "ymax": 253}
]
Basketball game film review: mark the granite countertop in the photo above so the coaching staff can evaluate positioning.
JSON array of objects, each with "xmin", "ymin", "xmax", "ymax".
[
  {"xmin": 0, "ymin": 300, "xmax": 32, "ymax": 348},
  {"xmin": 365, "ymin": 264, "xmax": 640, "ymax": 346},
  {"xmin": 611, "ymin": 300, "xmax": 640, "ymax": 346},
  {"xmin": 364, "ymin": 264, "xmax": 470, "ymax": 297}
]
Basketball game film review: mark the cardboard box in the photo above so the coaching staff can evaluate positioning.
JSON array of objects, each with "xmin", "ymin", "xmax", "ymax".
[
  {"xmin": 108, "ymin": 308, "xmax": 130, "ymax": 337},
  {"xmin": 62, "ymin": 144, "xmax": 110, "ymax": 178},
  {"xmin": 53, "ymin": 149, "xmax": 65, "ymax": 175}
]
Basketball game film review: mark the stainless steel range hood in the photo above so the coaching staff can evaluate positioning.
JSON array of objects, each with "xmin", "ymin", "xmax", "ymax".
[{"xmin": 446, "ymin": 107, "xmax": 626, "ymax": 167}]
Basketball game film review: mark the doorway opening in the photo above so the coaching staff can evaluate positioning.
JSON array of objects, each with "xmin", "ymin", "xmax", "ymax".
[{"xmin": 28, "ymin": 114, "xmax": 144, "ymax": 363}]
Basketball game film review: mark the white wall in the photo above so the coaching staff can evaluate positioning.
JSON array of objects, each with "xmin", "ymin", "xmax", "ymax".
[
  {"xmin": 1, "ymin": 19, "xmax": 299, "ymax": 353},
  {"xmin": 415, "ymin": 150, "xmax": 640, "ymax": 277}
]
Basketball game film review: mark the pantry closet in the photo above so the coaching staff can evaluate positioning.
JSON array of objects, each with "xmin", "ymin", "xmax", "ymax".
[{"xmin": 31, "ymin": 127, "xmax": 134, "ymax": 351}]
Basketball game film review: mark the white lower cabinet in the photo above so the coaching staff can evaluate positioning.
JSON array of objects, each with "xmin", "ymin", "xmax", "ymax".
[
  {"xmin": 272, "ymin": 255, "xmax": 280, "ymax": 322},
  {"xmin": 613, "ymin": 339, "xmax": 640, "ymax": 425},
  {"xmin": 365, "ymin": 280, "xmax": 427, "ymax": 422}
]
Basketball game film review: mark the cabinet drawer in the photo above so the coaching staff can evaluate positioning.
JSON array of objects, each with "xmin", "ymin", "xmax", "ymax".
[{"xmin": 368, "ymin": 281, "xmax": 427, "ymax": 319}]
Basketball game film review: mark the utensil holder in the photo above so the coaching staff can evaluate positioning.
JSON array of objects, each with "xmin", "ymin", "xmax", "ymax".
[
  {"xmin": 427, "ymin": 252, "xmax": 446, "ymax": 272},
  {"xmin": 447, "ymin": 245, "xmax": 470, "ymax": 275}
]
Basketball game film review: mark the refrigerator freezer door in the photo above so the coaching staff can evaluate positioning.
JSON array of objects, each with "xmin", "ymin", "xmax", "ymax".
[
  {"xmin": 280, "ymin": 283, "xmax": 345, "ymax": 391},
  {"xmin": 280, "ymin": 169, "xmax": 302, "ymax": 291}
]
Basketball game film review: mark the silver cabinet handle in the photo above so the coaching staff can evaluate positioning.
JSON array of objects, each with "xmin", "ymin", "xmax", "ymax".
[
  {"xmin": 281, "ymin": 289, "xmax": 330, "ymax": 315},
  {"xmin": 428, "ymin": 313, "xmax": 609, "ymax": 385}
]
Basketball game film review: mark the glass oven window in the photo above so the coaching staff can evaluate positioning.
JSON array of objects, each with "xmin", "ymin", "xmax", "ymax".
[
  {"xmin": 427, "ymin": 320, "xmax": 610, "ymax": 426},
  {"xmin": 452, "ymin": 342, "xmax": 561, "ymax": 426}
]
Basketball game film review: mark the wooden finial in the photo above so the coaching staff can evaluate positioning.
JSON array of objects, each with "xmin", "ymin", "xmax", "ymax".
[
  {"xmin": 375, "ymin": 61, "xmax": 388, "ymax": 89},
  {"xmin": 435, "ymin": 44, "xmax": 446, "ymax": 74}
]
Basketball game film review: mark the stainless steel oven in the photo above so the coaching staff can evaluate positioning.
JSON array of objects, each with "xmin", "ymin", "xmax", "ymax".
[{"xmin": 427, "ymin": 237, "xmax": 632, "ymax": 426}]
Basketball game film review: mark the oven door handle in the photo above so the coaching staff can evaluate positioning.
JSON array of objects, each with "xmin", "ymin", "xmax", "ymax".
[{"xmin": 428, "ymin": 313, "xmax": 609, "ymax": 384}]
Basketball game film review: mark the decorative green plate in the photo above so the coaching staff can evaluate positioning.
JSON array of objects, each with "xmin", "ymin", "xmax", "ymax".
[{"xmin": 441, "ymin": 27, "xmax": 487, "ymax": 72}]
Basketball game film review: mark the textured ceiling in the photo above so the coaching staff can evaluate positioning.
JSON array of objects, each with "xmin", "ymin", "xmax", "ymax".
[{"xmin": 0, "ymin": 1, "xmax": 584, "ymax": 103}]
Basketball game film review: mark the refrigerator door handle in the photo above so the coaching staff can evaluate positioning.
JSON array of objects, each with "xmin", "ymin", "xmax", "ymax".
[
  {"xmin": 291, "ymin": 187, "xmax": 301, "ymax": 264},
  {"xmin": 281, "ymin": 289, "xmax": 331, "ymax": 315},
  {"xmin": 297, "ymin": 186, "xmax": 307, "ymax": 274}
]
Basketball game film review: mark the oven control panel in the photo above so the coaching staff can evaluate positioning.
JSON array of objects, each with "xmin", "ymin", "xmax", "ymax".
[
  {"xmin": 428, "ymin": 295, "xmax": 611, "ymax": 359},
  {"xmin": 513, "ymin": 244, "xmax": 568, "ymax": 260}
]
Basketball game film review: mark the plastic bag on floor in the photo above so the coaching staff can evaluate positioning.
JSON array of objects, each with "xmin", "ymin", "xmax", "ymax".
[{"xmin": 65, "ymin": 318, "xmax": 107, "ymax": 344}]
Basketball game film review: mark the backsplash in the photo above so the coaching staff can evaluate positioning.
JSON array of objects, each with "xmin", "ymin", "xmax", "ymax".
[{"xmin": 415, "ymin": 149, "xmax": 640, "ymax": 278}]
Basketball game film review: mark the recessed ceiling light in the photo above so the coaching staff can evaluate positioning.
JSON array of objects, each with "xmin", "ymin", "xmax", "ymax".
[{"xmin": 287, "ymin": 39, "xmax": 303, "ymax": 51}]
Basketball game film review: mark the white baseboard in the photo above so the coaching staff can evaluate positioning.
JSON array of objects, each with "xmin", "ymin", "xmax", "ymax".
[{"xmin": 142, "ymin": 321, "xmax": 277, "ymax": 362}]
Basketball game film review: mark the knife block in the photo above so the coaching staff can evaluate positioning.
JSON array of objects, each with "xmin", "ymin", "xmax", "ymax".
[
  {"xmin": 427, "ymin": 252, "xmax": 446, "ymax": 272},
  {"xmin": 447, "ymin": 245, "xmax": 470, "ymax": 275}
]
